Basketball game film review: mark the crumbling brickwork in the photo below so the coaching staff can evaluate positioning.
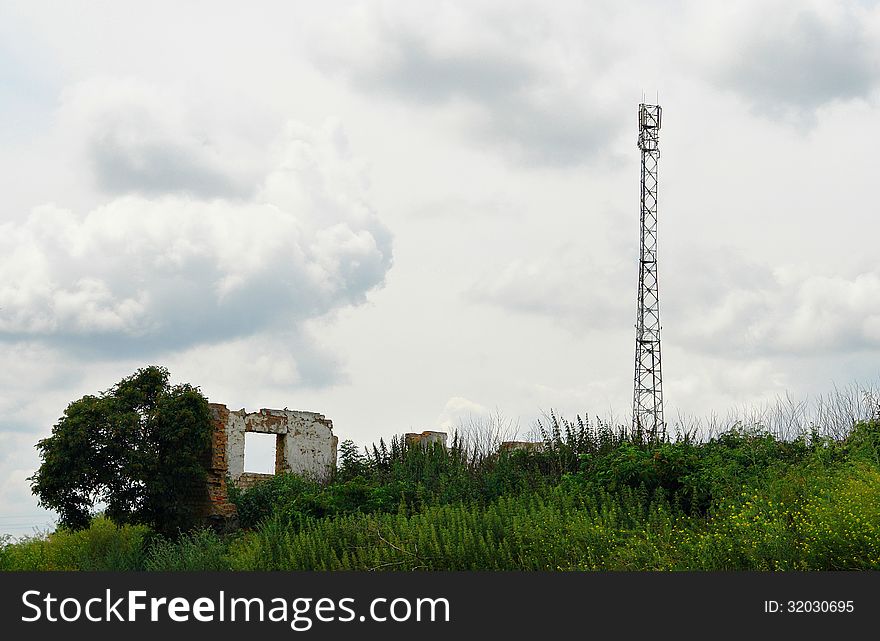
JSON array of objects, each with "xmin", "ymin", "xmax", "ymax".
[
  {"xmin": 200, "ymin": 403, "xmax": 338, "ymax": 528},
  {"xmin": 405, "ymin": 430, "xmax": 448, "ymax": 448},
  {"xmin": 234, "ymin": 472, "xmax": 275, "ymax": 490},
  {"xmin": 197, "ymin": 404, "xmax": 239, "ymax": 530},
  {"xmin": 218, "ymin": 405, "xmax": 338, "ymax": 482}
]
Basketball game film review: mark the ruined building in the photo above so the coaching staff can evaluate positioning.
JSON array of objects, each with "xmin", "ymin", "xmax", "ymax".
[
  {"xmin": 198, "ymin": 403, "xmax": 338, "ymax": 528},
  {"xmin": 404, "ymin": 430, "xmax": 448, "ymax": 448},
  {"xmin": 402, "ymin": 432, "xmax": 546, "ymax": 454},
  {"xmin": 499, "ymin": 441, "xmax": 546, "ymax": 454},
  {"xmin": 191, "ymin": 402, "xmax": 550, "ymax": 530}
]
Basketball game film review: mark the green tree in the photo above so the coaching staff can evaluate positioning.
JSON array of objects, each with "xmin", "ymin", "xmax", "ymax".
[
  {"xmin": 30, "ymin": 366, "xmax": 213, "ymax": 536},
  {"xmin": 337, "ymin": 439, "xmax": 368, "ymax": 480}
]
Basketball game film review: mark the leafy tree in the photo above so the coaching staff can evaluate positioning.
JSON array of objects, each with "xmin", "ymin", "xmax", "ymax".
[{"xmin": 30, "ymin": 366, "xmax": 213, "ymax": 535}]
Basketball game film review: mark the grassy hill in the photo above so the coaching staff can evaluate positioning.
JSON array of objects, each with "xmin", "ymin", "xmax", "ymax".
[{"xmin": 3, "ymin": 414, "xmax": 879, "ymax": 571}]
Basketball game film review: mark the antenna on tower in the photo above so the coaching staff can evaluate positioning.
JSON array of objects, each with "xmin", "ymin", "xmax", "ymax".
[{"xmin": 633, "ymin": 102, "xmax": 664, "ymax": 439}]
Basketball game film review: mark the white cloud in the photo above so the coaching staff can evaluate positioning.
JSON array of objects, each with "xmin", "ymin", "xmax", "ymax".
[
  {"xmin": 0, "ymin": 343, "xmax": 77, "ymax": 433},
  {"xmin": 313, "ymin": 1, "xmax": 627, "ymax": 166},
  {"xmin": 436, "ymin": 396, "xmax": 491, "ymax": 430},
  {"xmin": 167, "ymin": 326, "xmax": 346, "ymax": 396},
  {"xmin": 61, "ymin": 78, "xmax": 259, "ymax": 199},
  {"xmin": 468, "ymin": 236, "xmax": 880, "ymax": 367},
  {"xmin": 674, "ymin": 261, "xmax": 880, "ymax": 357},
  {"xmin": 690, "ymin": 0, "xmax": 880, "ymax": 117},
  {"xmin": 665, "ymin": 356, "xmax": 790, "ymax": 414},
  {"xmin": 0, "ymin": 461, "xmax": 56, "ymax": 537},
  {"xmin": 0, "ymin": 84, "xmax": 392, "ymax": 355},
  {"xmin": 466, "ymin": 243, "xmax": 631, "ymax": 333}
]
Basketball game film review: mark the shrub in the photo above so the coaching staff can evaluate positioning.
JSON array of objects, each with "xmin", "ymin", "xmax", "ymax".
[
  {"xmin": 230, "ymin": 473, "xmax": 323, "ymax": 529},
  {"xmin": 845, "ymin": 419, "xmax": 880, "ymax": 466},
  {"xmin": 0, "ymin": 517, "xmax": 149, "ymax": 571},
  {"xmin": 145, "ymin": 528, "xmax": 231, "ymax": 571}
]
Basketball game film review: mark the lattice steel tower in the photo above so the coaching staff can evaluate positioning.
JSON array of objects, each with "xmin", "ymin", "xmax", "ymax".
[{"xmin": 632, "ymin": 103, "xmax": 664, "ymax": 436}]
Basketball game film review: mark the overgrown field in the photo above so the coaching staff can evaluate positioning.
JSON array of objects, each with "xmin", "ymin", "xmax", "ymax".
[{"xmin": 3, "ymin": 415, "xmax": 880, "ymax": 571}]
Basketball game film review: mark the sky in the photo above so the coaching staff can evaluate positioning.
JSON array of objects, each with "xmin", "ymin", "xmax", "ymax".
[{"xmin": 2, "ymin": 0, "xmax": 880, "ymax": 535}]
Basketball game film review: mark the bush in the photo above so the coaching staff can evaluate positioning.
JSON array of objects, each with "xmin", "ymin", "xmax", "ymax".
[
  {"xmin": 845, "ymin": 419, "xmax": 880, "ymax": 466},
  {"xmin": 145, "ymin": 528, "xmax": 231, "ymax": 571},
  {"xmin": 0, "ymin": 517, "xmax": 149, "ymax": 571},
  {"xmin": 229, "ymin": 474, "xmax": 323, "ymax": 529},
  {"xmin": 679, "ymin": 463, "xmax": 880, "ymax": 570}
]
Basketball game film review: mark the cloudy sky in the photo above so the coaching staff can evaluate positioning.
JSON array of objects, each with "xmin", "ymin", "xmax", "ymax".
[{"xmin": 2, "ymin": 0, "xmax": 880, "ymax": 534}]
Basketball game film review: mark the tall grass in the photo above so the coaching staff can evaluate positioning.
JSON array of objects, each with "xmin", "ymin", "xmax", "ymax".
[
  {"xmin": 2, "ymin": 403, "xmax": 878, "ymax": 572},
  {"xmin": 222, "ymin": 462, "xmax": 879, "ymax": 571},
  {"xmin": 145, "ymin": 528, "xmax": 231, "ymax": 571},
  {"xmin": 0, "ymin": 517, "xmax": 148, "ymax": 571}
]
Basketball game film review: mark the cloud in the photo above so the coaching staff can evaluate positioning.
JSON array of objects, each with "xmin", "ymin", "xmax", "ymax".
[
  {"xmin": 0, "ymin": 457, "xmax": 56, "ymax": 537},
  {"xmin": 0, "ymin": 82, "xmax": 393, "ymax": 359},
  {"xmin": 313, "ymin": 2, "xmax": 625, "ymax": 166},
  {"xmin": 665, "ymin": 357, "xmax": 790, "ymax": 415},
  {"xmin": 436, "ymin": 396, "xmax": 491, "ymax": 430},
  {"xmin": 168, "ymin": 327, "xmax": 347, "ymax": 394},
  {"xmin": 0, "ymin": 343, "xmax": 79, "ymax": 434},
  {"xmin": 0, "ymin": 345, "xmax": 82, "ymax": 534},
  {"xmin": 466, "ymin": 243, "xmax": 631, "ymax": 332},
  {"xmin": 469, "ymin": 238, "xmax": 880, "ymax": 360},
  {"xmin": 671, "ymin": 254, "xmax": 880, "ymax": 357},
  {"xmin": 696, "ymin": 0, "xmax": 880, "ymax": 116},
  {"xmin": 411, "ymin": 195, "xmax": 524, "ymax": 221},
  {"xmin": 62, "ymin": 78, "xmax": 259, "ymax": 199}
]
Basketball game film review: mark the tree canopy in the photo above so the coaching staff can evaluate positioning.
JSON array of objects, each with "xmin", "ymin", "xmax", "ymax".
[{"xmin": 30, "ymin": 366, "xmax": 213, "ymax": 535}]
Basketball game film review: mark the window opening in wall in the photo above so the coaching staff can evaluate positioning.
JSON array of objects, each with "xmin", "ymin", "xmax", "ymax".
[{"xmin": 244, "ymin": 432, "xmax": 277, "ymax": 473}]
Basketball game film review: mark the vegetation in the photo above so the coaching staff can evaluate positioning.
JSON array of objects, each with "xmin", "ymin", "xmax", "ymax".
[
  {"xmin": 0, "ymin": 517, "xmax": 149, "ymax": 571},
  {"xmin": 29, "ymin": 366, "xmax": 213, "ymax": 536},
  {"xmin": 4, "ymin": 408, "xmax": 879, "ymax": 571}
]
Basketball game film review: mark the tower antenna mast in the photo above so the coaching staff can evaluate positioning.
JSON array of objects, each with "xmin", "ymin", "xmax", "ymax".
[{"xmin": 633, "ymin": 103, "xmax": 664, "ymax": 438}]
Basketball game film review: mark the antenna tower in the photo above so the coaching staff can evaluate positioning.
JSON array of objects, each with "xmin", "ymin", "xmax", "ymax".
[{"xmin": 633, "ymin": 103, "xmax": 664, "ymax": 437}]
